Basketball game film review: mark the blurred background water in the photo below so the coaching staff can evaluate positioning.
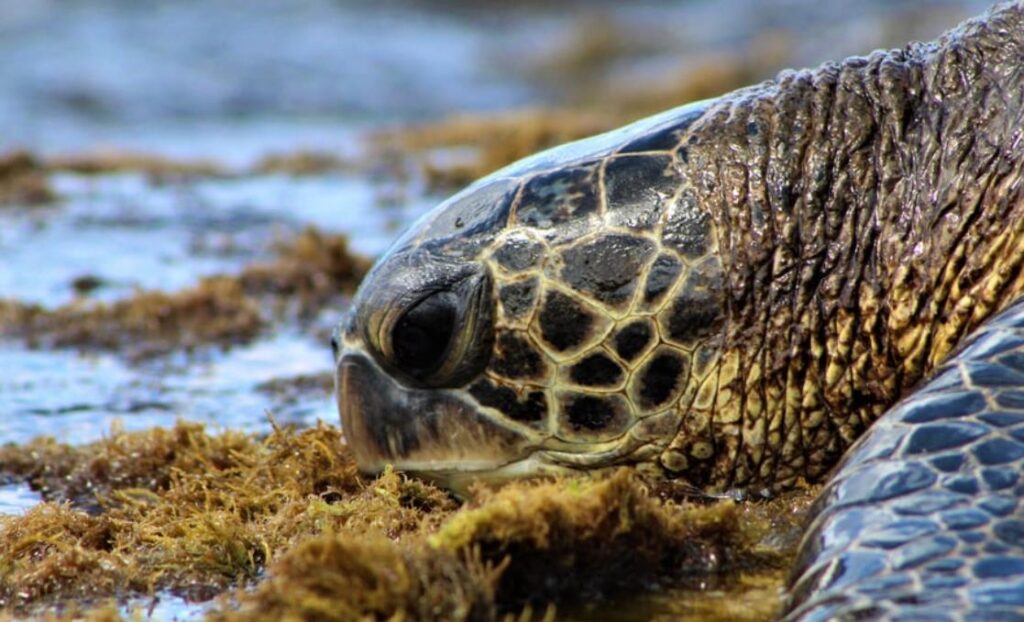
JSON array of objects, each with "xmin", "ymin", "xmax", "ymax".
[
  {"xmin": 0, "ymin": 0, "xmax": 990, "ymax": 159},
  {"xmin": 0, "ymin": 0, "xmax": 992, "ymax": 508}
]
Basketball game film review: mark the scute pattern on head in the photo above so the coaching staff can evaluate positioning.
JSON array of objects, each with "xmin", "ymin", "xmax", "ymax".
[
  {"xmin": 345, "ymin": 0, "xmax": 1024, "ymax": 493},
  {"xmin": 448, "ymin": 113, "xmax": 727, "ymax": 459},
  {"xmin": 345, "ymin": 99, "xmax": 728, "ymax": 471}
]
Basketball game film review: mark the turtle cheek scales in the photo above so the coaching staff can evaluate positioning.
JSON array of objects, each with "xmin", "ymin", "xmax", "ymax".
[
  {"xmin": 514, "ymin": 164, "xmax": 599, "ymax": 229},
  {"xmin": 657, "ymin": 256, "xmax": 726, "ymax": 347},
  {"xmin": 559, "ymin": 233, "xmax": 656, "ymax": 310},
  {"xmin": 557, "ymin": 392, "xmax": 632, "ymax": 442},
  {"xmin": 629, "ymin": 347, "xmax": 691, "ymax": 414}
]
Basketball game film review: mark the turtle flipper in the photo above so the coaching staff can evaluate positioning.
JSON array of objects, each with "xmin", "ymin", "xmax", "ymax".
[{"xmin": 784, "ymin": 295, "xmax": 1024, "ymax": 620}]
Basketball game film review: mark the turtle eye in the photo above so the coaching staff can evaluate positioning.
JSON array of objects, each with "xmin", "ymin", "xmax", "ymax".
[{"xmin": 391, "ymin": 291, "xmax": 457, "ymax": 378}]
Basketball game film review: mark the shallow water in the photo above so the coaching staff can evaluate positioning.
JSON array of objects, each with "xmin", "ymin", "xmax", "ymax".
[
  {"xmin": 0, "ymin": 483, "xmax": 40, "ymax": 516},
  {"xmin": 0, "ymin": 0, "xmax": 994, "ymax": 618}
]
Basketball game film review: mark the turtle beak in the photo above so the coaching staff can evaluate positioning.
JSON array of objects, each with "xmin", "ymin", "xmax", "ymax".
[{"xmin": 336, "ymin": 352, "xmax": 536, "ymax": 484}]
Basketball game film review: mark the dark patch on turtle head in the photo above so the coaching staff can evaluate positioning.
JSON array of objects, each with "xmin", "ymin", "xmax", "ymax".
[
  {"xmin": 567, "ymin": 351, "xmax": 624, "ymax": 387},
  {"xmin": 537, "ymin": 289, "xmax": 597, "ymax": 352},
  {"xmin": 515, "ymin": 163, "xmax": 599, "ymax": 229},
  {"xmin": 658, "ymin": 256, "xmax": 726, "ymax": 347},
  {"xmin": 630, "ymin": 347, "xmax": 691, "ymax": 413},
  {"xmin": 662, "ymin": 188, "xmax": 713, "ymax": 260},
  {"xmin": 604, "ymin": 155, "xmax": 680, "ymax": 230},
  {"xmin": 613, "ymin": 320, "xmax": 655, "ymax": 362},
  {"xmin": 558, "ymin": 392, "xmax": 632, "ymax": 441},
  {"xmin": 489, "ymin": 330, "xmax": 549, "ymax": 381},
  {"xmin": 498, "ymin": 278, "xmax": 539, "ymax": 322},
  {"xmin": 560, "ymin": 234, "xmax": 656, "ymax": 309}
]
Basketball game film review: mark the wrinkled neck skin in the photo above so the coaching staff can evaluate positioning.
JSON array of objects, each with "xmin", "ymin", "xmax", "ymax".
[{"xmin": 671, "ymin": 5, "xmax": 1024, "ymax": 492}]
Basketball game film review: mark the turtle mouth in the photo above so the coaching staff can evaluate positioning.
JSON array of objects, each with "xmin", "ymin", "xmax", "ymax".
[{"xmin": 337, "ymin": 352, "xmax": 545, "ymax": 490}]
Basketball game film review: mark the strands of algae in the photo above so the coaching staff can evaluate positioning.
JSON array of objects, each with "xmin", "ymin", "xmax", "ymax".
[
  {"xmin": 0, "ymin": 227, "xmax": 369, "ymax": 359},
  {"xmin": 0, "ymin": 422, "xmax": 812, "ymax": 621}
]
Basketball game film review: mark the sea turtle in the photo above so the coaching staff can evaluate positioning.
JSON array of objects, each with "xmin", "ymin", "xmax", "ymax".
[{"xmin": 334, "ymin": 3, "xmax": 1024, "ymax": 619}]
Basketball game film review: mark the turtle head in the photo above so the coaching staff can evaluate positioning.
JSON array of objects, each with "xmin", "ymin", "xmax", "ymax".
[
  {"xmin": 336, "ymin": 101, "xmax": 730, "ymax": 492},
  {"xmin": 335, "ymin": 238, "xmax": 567, "ymax": 492},
  {"xmin": 335, "ymin": 177, "xmax": 573, "ymax": 492}
]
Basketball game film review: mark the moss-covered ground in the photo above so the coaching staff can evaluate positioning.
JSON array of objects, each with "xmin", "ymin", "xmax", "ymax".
[{"xmin": 1, "ymin": 422, "xmax": 815, "ymax": 621}]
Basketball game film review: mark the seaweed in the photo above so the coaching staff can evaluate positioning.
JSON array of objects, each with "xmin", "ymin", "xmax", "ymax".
[
  {"xmin": 0, "ymin": 150, "xmax": 56, "ymax": 206},
  {"xmin": 250, "ymin": 151, "xmax": 356, "ymax": 176},
  {"xmin": 0, "ymin": 278, "xmax": 265, "ymax": 358},
  {"xmin": 0, "ymin": 422, "xmax": 813, "ymax": 620},
  {"xmin": 0, "ymin": 227, "xmax": 369, "ymax": 359},
  {"xmin": 46, "ymin": 150, "xmax": 226, "ymax": 181},
  {"xmin": 0, "ymin": 422, "xmax": 394, "ymax": 612}
]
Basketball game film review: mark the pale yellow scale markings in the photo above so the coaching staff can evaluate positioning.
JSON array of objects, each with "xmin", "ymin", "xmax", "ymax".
[{"xmin": 469, "ymin": 147, "xmax": 731, "ymax": 466}]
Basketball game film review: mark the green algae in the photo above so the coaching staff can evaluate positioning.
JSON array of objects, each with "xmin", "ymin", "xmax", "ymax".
[{"xmin": 0, "ymin": 423, "xmax": 814, "ymax": 620}]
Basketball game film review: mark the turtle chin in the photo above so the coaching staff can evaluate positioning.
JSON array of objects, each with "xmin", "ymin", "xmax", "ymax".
[{"xmin": 337, "ymin": 352, "xmax": 556, "ymax": 494}]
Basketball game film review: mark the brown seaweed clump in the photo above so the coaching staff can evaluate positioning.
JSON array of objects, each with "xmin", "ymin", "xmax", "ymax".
[
  {"xmin": 0, "ymin": 150, "xmax": 57, "ymax": 206},
  {"xmin": 0, "ymin": 422, "xmax": 812, "ymax": 621},
  {"xmin": 0, "ymin": 278, "xmax": 264, "ymax": 358},
  {"xmin": 0, "ymin": 421, "xmax": 447, "ymax": 611},
  {"xmin": 372, "ymin": 109, "xmax": 617, "ymax": 192},
  {"xmin": 0, "ymin": 227, "xmax": 369, "ymax": 359},
  {"xmin": 237, "ymin": 227, "xmax": 372, "ymax": 317},
  {"xmin": 46, "ymin": 150, "xmax": 226, "ymax": 182},
  {"xmin": 249, "ymin": 150, "xmax": 356, "ymax": 176}
]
